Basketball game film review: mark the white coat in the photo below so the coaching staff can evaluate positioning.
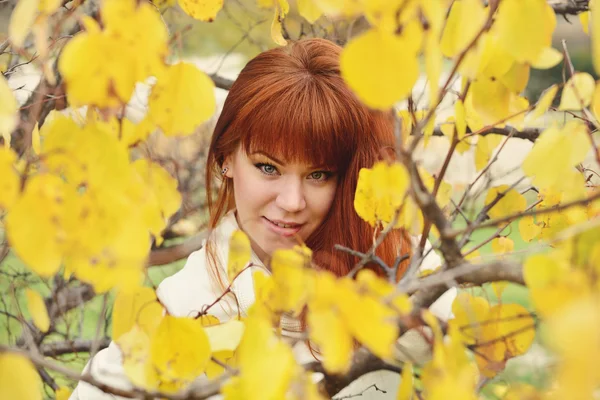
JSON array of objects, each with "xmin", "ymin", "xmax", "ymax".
[{"xmin": 71, "ymin": 211, "xmax": 456, "ymax": 399}]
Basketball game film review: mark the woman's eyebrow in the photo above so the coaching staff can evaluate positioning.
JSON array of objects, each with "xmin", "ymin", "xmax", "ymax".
[{"xmin": 250, "ymin": 151, "xmax": 285, "ymax": 165}]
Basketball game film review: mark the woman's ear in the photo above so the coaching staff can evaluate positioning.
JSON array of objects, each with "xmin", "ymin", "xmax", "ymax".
[{"xmin": 222, "ymin": 154, "xmax": 234, "ymax": 178}]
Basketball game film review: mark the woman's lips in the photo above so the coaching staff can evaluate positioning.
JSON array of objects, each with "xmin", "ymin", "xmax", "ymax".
[{"xmin": 262, "ymin": 217, "xmax": 303, "ymax": 237}]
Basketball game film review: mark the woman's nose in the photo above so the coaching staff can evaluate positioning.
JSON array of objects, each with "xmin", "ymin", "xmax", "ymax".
[{"xmin": 275, "ymin": 177, "xmax": 307, "ymax": 213}]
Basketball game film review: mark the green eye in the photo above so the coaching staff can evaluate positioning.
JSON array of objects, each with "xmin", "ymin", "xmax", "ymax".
[{"xmin": 255, "ymin": 163, "xmax": 278, "ymax": 175}]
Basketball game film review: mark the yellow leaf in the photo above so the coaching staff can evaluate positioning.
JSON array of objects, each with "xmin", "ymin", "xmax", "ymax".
[
  {"xmin": 580, "ymin": 11, "xmax": 590, "ymax": 35},
  {"xmin": 225, "ymin": 312, "xmax": 296, "ymax": 399},
  {"xmin": 112, "ymin": 287, "xmax": 164, "ymax": 341},
  {"xmin": 518, "ymin": 216, "xmax": 542, "ymax": 242},
  {"xmin": 227, "ymin": 230, "xmax": 251, "ymax": 282},
  {"xmin": 338, "ymin": 281, "xmax": 398, "ymax": 360},
  {"xmin": 501, "ymin": 384, "xmax": 541, "ymax": 400},
  {"xmin": 25, "ymin": 289, "xmax": 50, "ymax": 332},
  {"xmin": 354, "ymin": 161, "xmax": 410, "ymax": 227},
  {"xmin": 0, "ymin": 148, "xmax": 19, "ymax": 211},
  {"xmin": 522, "ymin": 121, "xmax": 591, "ymax": 190},
  {"xmin": 199, "ymin": 314, "xmax": 220, "ymax": 327},
  {"xmin": 117, "ymin": 325, "xmax": 157, "ymax": 390},
  {"xmin": 529, "ymin": 47, "xmax": 563, "ymax": 69},
  {"xmin": 0, "ymin": 352, "xmax": 42, "ymax": 400},
  {"xmin": 491, "ymin": 237, "xmax": 514, "ymax": 254},
  {"xmin": 455, "ymin": 99, "xmax": 467, "ymax": 140},
  {"xmin": 55, "ymin": 387, "xmax": 72, "ymax": 400},
  {"xmin": 308, "ymin": 307, "xmax": 353, "ymax": 374},
  {"xmin": 559, "ymin": 72, "xmax": 596, "ymax": 110},
  {"xmin": 498, "ymin": 62, "xmax": 530, "ymax": 93},
  {"xmin": 204, "ymin": 320, "xmax": 245, "ymax": 353},
  {"xmin": 491, "ymin": 303, "xmax": 535, "ymax": 357},
  {"xmin": 59, "ymin": 32, "xmax": 136, "ymax": 107},
  {"xmin": 450, "ymin": 292, "xmax": 490, "ymax": 345},
  {"xmin": 270, "ymin": 246, "xmax": 313, "ymax": 315},
  {"xmin": 397, "ymin": 362, "xmax": 414, "ymax": 400},
  {"xmin": 484, "ymin": 185, "xmax": 527, "ymax": 220},
  {"xmin": 0, "ymin": 75, "xmax": 18, "ymax": 146},
  {"xmin": 530, "ymin": 84, "xmax": 558, "ymax": 120},
  {"xmin": 471, "ymin": 77, "xmax": 511, "ymax": 126},
  {"xmin": 178, "ymin": 0, "xmax": 224, "ymax": 21},
  {"xmin": 8, "ymin": 0, "xmax": 38, "ymax": 47},
  {"xmin": 593, "ymin": 82, "xmax": 600, "ymax": 121},
  {"xmin": 147, "ymin": 62, "xmax": 217, "ymax": 136},
  {"xmin": 341, "ymin": 28, "xmax": 419, "ymax": 109},
  {"xmin": 5, "ymin": 174, "xmax": 75, "ymax": 277},
  {"xmin": 425, "ymin": 32, "xmax": 442, "ymax": 107},
  {"xmin": 270, "ymin": 5, "xmax": 287, "ymax": 46},
  {"xmin": 495, "ymin": 0, "xmax": 555, "ymax": 63},
  {"xmin": 297, "ymin": 0, "xmax": 322, "ymax": 23},
  {"xmin": 130, "ymin": 159, "xmax": 182, "ymax": 240},
  {"xmin": 491, "ymin": 281, "xmax": 508, "ymax": 300},
  {"xmin": 593, "ymin": 3, "xmax": 600, "ymax": 75},
  {"xmin": 151, "ymin": 316, "xmax": 211, "ymax": 392},
  {"xmin": 440, "ymin": 0, "xmax": 487, "ymax": 58},
  {"xmin": 475, "ymin": 134, "xmax": 502, "ymax": 171}
]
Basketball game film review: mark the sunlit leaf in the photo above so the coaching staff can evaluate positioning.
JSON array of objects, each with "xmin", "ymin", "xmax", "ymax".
[
  {"xmin": 147, "ymin": 62, "xmax": 217, "ymax": 136},
  {"xmin": 227, "ymin": 230, "xmax": 251, "ymax": 282},
  {"xmin": 178, "ymin": 0, "xmax": 224, "ymax": 22},
  {"xmin": 112, "ymin": 287, "xmax": 163, "ymax": 341},
  {"xmin": 495, "ymin": 0, "xmax": 555, "ymax": 63},
  {"xmin": 24, "ymin": 289, "xmax": 50, "ymax": 333},
  {"xmin": 559, "ymin": 72, "xmax": 596, "ymax": 110},
  {"xmin": 484, "ymin": 185, "xmax": 527, "ymax": 220},
  {"xmin": 440, "ymin": 0, "xmax": 487, "ymax": 58},
  {"xmin": 151, "ymin": 316, "xmax": 211, "ymax": 392},
  {"xmin": 341, "ymin": 28, "xmax": 419, "ymax": 109},
  {"xmin": 8, "ymin": 0, "xmax": 38, "ymax": 47},
  {"xmin": 0, "ymin": 352, "xmax": 42, "ymax": 400}
]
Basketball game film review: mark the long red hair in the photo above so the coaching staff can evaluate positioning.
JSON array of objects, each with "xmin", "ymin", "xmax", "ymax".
[{"xmin": 205, "ymin": 38, "xmax": 411, "ymax": 283}]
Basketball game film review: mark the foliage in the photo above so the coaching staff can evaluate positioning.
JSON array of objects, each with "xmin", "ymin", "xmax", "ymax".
[{"xmin": 0, "ymin": 0, "xmax": 599, "ymax": 399}]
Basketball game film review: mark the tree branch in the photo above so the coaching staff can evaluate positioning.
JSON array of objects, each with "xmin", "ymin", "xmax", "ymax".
[
  {"xmin": 41, "ymin": 338, "xmax": 110, "ymax": 357},
  {"xmin": 549, "ymin": 0, "xmax": 589, "ymax": 15}
]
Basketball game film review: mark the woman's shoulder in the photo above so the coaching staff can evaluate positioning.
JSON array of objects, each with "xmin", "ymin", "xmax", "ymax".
[
  {"xmin": 157, "ymin": 211, "xmax": 241, "ymax": 319},
  {"xmin": 157, "ymin": 248, "xmax": 213, "ymax": 317}
]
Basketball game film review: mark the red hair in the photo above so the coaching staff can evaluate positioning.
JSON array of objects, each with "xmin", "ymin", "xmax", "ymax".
[{"xmin": 205, "ymin": 38, "xmax": 411, "ymax": 284}]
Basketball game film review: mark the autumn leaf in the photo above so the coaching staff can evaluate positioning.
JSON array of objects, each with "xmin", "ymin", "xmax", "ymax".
[
  {"xmin": 178, "ymin": 0, "xmax": 224, "ymax": 22},
  {"xmin": 529, "ymin": 84, "xmax": 558, "ymax": 120},
  {"xmin": 0, "ymin": 352, "xmax": 42, "ymax": 400},
  {"xmin": 112, "ymin": 287, "xmax": 164, "ymax": 341},
  {"xmin": 307, "ymin": 307, "xmax": 353, "ymax": 373},
  {"xmin": 147, "ymin": 62, "xmax": 216, "ymax": 136},
  {"xmin": 25, "ymin": 289, "xmax": 50, "ymax": 333},
  {"xmin": 354, "ymin": 161, "xmax": 410, "ymax": 227},
  {"xmin": 484, "ymin": 185, "xmax": 527, "ymax": 220},
  {"xmin": 440, "ymin": 0, "xmax": 487, "ymax": 58},
  {"xmin": 227, "ymin": 230, "xmax": 251, "ymax": 282},
  {"xmin": 150, "ymin": 316, "xmax": 212, "ymax": 392},
  {"xmin": 341, "ymin": 27, "xmax": 420, "ymax": 109},
  {"xmin": 5, "ymin": 174, "xmax": 75, "ymax": 277},
  {"xmin": 559, "ymin": 72, "xmax": 596, "ymax": 110},
  {"xmin": 494, "ymin": 0, "xmax": 555, "ymax": 63},
  {"xmin": 0, "ymin": 148, "xmax": 19, "ymax": 211}
]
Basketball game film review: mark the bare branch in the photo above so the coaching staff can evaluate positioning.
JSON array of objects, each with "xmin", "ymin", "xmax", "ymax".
[
  {"xmin": 549, "ymin": 0, "xmax": 589, "ymax": 15},
  {"xmin": 41, "ymin": 338, "xmax": 110, "ymax": 357}
]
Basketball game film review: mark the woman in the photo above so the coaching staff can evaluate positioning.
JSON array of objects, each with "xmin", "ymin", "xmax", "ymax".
[{"xmin": 72, "ymin": 38, "xmax": 455, "ymax": 399}]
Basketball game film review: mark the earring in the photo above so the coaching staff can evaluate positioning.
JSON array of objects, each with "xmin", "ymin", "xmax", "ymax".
[{"xmin": 221, "ymin": 167, "xmax": 228, "ymax": 176}]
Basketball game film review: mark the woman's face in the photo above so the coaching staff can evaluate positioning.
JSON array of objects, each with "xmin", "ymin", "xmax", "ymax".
[{"xmin": 224, "ymin": 146, "xmax": 338, "ymax": 262}]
